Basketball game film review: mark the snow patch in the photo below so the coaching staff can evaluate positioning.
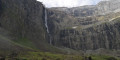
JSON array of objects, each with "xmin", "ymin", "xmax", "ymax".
[{"xmin": 72, "ymin": 26, "xmax": 78, "ymax": 29}]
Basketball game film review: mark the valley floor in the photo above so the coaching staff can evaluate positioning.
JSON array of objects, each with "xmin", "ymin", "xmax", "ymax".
[{"xmin": 0, "ymin": 51, "xmax": 119, "ymax": 60}]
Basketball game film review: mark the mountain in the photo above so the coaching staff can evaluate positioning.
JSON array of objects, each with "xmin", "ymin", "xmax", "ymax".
[
  {"xmin": 47, "ymin": 0, "xmax": 120, "ymax": 56},
  {"xmin": 0, "ymin": 0, "xmax": 120, "ymax": 59}
]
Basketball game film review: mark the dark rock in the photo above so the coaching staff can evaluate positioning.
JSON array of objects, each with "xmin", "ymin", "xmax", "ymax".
[
  {"xmin": 0, "ymin": 0, "xmax": 49, "ymax": 51},
  {"xmin": 0, "ymin": 57, "xmax": 5, "ymax": 60}
]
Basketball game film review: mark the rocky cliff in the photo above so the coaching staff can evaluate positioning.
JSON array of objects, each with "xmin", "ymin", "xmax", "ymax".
[
  {"xmin": 97, "ymin": 0, "xmax": 120, "ymax": 15},
  {"xmin": 1, "ymin": 0, "xmax": 120, "ymax": 57},
  {"xmin": 0, "ymin": 0, "xmax": 57, "ymax": 53},
  {"xmin": 47, "ymin": 0, "xmax": 120, "ymax": 53},
  {"xmin": 1, "ymin": 0, "xmax": 120, "ymax": 59},
  {"xmin": 50, "ymin": 0, "xmax": 120, "ymax": 16}
]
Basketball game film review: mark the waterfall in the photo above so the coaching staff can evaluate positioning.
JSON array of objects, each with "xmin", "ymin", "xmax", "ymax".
[
  {"xmin": 45, "ymin": 9, "xmax": 49, "ymax": 33},
  {"xmin": 44, "ymin": 9, "xmax": 52, "ymax": 45}
]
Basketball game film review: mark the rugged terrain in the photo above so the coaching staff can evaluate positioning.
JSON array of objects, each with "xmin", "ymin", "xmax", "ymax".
[
  {"xmin": 0, "ymin": 0, "xmax": 120, "ymax": 60},
  {"xmin": 47, "ymin": 0, "xmax": 120, "ymax": 56},
  {"xmin": 0, "ymin": 0, "xmax": 67, "ymax": 57}
]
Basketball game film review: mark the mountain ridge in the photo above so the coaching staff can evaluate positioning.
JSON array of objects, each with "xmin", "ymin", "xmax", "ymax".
[{"xmin": 46, "ymin": 0, "xmax": 120, "ymax": 55}]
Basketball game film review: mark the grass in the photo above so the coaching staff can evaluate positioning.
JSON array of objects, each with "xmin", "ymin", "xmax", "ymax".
[
  {"xmin": 91, "ymin": 55, "xmax": 119, "ymax": 60},
  {"xmin": 13, "ymin": 38, "xmax": 37, "ymax": 50},
  {"xmin": 12, "ymin": 51, "xmax": 84, "ymax": 60},
  {"xmin": 1, "ymin": 51, "xmax": 118, "ymax": 60}
]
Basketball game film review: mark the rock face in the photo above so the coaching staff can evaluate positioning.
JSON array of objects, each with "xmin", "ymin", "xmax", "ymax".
[
  {"xmin": 51, "ymin": 5, "xmax": 97, "ymax": 17},
  {"xmin": 47, "ymin": 0, "xmax": 120, "ymax": 51},
  {"xmin": 59, "ymin": 20, "xmax": 120, "ymax": 50},
  {"xmin": 97, "ymin": 0, "xmax": 120, "ymax": 15},
  {"xmin": 51, "ymin": 0, "xmax": 120, "ymax": 16},
  {"xmin": 0, "ymin": 0, "xmax": 50, "ymax": 51},
  {"xmin": 1, "ymin": 0, "xmax": 120, "ymax": 55}
]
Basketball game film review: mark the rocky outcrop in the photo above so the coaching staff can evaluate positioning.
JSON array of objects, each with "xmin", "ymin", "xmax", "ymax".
[{"xmin": 97, "ymin": 0, "xmax": 120, "ymax": 15}]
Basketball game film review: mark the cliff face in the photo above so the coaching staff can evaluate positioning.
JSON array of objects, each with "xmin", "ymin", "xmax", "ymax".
[
  {"xmin": 50, "ymin": 0, "xmax": 120, "ymax": 16},
  {"xmin": 50, "ymin": 5, "xmax": 97, "ymax": 17},
  {"xmin": 59, "ymin": 19, "xmax": 120, "ymax": 50},
  {"xmin": 1, "ymin": 0, "xmax": 120, "ymax": 55},
  {"xmin": 47, "ymin": 0, "xmax": 120, "ymax": 51},
  {"xmin": 0, "ymin": 0, "xmax": 51, "ymax": 51},
  {"xmin": 97, "ymin": 0, "xmax": 120, "ymax": 15},
  {"xmin": 48, "ymin": 10, "xmax": 120, "ymax": 50}
]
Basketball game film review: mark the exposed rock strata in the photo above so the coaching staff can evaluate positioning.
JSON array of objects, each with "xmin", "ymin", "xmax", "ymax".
[{"xmin": 47, "ymin": 0, "xmax": 120, "ymax": 51}]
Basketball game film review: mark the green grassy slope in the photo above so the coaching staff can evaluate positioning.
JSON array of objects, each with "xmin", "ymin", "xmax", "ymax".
[{"xmin": 1, "ymin": 51, "xmax": 119, "ymax": 60}]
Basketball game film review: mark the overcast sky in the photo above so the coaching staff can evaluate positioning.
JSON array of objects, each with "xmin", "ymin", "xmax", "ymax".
[{"xmin": 37, "ymin": 0, "xmax": 102, "ymax": 8}]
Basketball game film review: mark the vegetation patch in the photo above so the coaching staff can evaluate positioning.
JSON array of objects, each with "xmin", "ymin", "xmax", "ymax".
[
  {"xmin": 13, "ymin": 38, "xmax": 36, "ymax": 49},
  {"xmin": 91, "ymin": 55, "xmax": 119, "ymax": 60}
]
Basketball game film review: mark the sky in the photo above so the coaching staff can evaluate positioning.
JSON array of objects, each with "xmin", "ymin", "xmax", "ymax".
[{"xmin": 37, "ymin": 0, "xmax": 102, "ymax": 8}]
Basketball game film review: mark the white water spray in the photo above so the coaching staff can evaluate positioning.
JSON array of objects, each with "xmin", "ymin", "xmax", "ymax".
[{"xmin": 45, "ymin": 9, "xmax": 52, "ymax": 45}]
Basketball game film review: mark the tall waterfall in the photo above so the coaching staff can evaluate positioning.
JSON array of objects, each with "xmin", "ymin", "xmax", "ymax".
[
  {"xmin": 45, "ymin": 9, "xmax": 49, "ymax": 33},
  {"xmin": 45, "ymin": 9, "xmax": 52, "ymax": 45}
]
